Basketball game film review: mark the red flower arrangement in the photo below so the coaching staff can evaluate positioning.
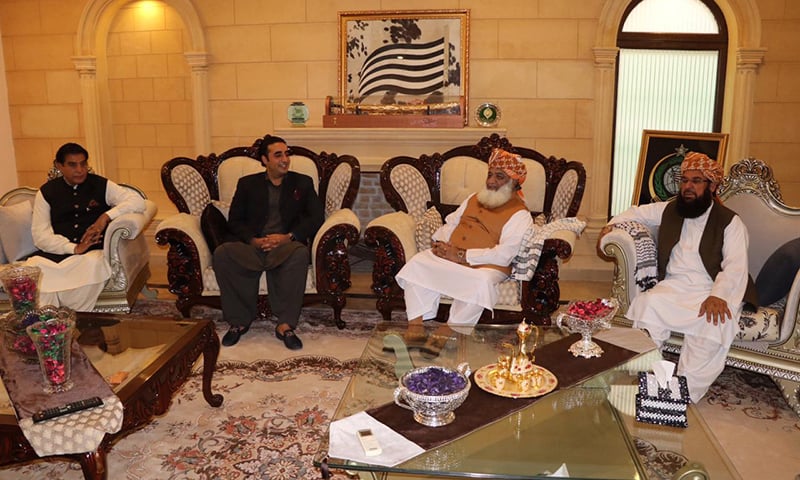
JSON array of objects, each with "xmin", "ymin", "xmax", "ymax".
[
  {"xmin": 27, "ymin": 318, "xmax": 73, "ymax": 386},
  {"xmin": 1, "ymin": 265, "xmax": 41, "ymax": 359},
  {"xmin": 567, "ymin": 298, "xmax": 615, "ymax": 320}
]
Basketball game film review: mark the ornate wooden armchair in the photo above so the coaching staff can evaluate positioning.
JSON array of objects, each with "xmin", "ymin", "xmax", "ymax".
[
  {"xmin": 155, "ymin": 137, "xmax": 361, "ymax": 328},
  {"xmin": 364, "ymin": 134, "xmax": 586, "ymax": 325},
  {"xmin": 600, "ymin": 158, "xmax": 800, "ymax": 414}
]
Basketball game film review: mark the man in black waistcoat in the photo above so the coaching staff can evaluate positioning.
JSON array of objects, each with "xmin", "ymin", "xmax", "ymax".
[
  {"xmin": 212, "ymin": 135, "xmax": 324, "ymax": 349},
  {"xmin": 27, "ymin": 143, "xmax": 145, "ymax": 310}
]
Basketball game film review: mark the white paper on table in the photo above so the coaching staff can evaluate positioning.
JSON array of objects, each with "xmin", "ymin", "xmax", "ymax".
[
  {"xmin": 548, "ymin": 463, "xmax": 570, "ymax": 477},
  {"xmin": 594, "ymin": 326, "xmax": 657, "ymax": 354},
  {"xmin": 328, "ymin": 411, "xmax": 425, "ymax": 467}
]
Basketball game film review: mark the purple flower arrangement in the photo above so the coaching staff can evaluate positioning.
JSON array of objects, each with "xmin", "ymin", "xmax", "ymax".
[{"xmin": 404, "ymin": 367, "xmax": 468, "ymax": 396}]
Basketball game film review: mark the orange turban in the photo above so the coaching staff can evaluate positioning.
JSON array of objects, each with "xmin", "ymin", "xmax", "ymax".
[
  {"xmin": 681, "ymin": 151, "xmax": 723, "ymax": 185},
  {"xmin": 488, "ymin": 148, "xmax": 527, "ymax": 185}
]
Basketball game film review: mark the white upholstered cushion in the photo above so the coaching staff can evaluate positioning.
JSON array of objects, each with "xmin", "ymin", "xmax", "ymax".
[
  {"xmin": 737, "ymin": 305, "xmax": 781, "ymax": 342},
  {"xmin": 217, "ymin": 156, "xmax": 266, "ymax": 205},
  {"xmin": 0, "ymin": 201, "xmax": 36, "ymax": 262}
]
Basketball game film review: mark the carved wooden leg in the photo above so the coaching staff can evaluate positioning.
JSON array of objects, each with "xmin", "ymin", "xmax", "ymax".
[
  {"xmin": 202, "ymin": 326, "xmax": 224, "ymax": 408},
  {"xmin": 177, "ymin": 296, "xmax": 193, "ymax": 318},
  {"xmin": 78, "ymin": 448, "xmax": 107, "ymax": 480},
  {"xmin": 330, "ymin": 293, "xmax": 346, "ymax": 329},
  {"xmin": 376, "ymin": 296, "xmax": 394, "ymax": 321}
]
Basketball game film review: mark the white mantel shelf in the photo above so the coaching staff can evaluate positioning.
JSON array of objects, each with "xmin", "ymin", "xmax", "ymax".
[{"xmin": 275, "ymin": 127, "xmax": 507, "ymax": 172}]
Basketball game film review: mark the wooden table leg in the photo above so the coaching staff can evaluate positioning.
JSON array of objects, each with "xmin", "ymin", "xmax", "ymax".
[
  {"xmin": 78, "ymin": 448, "xmax": 107, "ymax": 480},
  {"xmin": 202, "ymin": 327, "xmax": 224, "ymax": 407}
]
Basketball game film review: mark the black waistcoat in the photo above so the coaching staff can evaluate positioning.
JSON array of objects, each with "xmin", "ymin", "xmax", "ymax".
[
  {"xmin": 658, "ymin": 200, "xmax": 759, "ymax": 307},
  {"xmin": 40, "ymin": 174, "xmax": 111, "ymax": 247}
]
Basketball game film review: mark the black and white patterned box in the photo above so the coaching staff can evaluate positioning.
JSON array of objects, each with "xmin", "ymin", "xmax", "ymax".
[{"xmin": 635, "ymin": 371, "xmax": 690, "ymax": 428}]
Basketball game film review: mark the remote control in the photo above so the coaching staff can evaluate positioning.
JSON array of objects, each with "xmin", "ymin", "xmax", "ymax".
[
  {"xmin": 356, "ymin": 428, "xmax": 382, "ymax": 456},
  {"xmin": 32, "ymin": 397, "xmax": 103, "ymax": 423}
]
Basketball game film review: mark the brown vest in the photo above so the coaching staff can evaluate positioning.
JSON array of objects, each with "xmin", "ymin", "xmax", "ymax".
[
  {"xmin": 449, "ymin": 194, "xmax": 527, "ymax": 274},
  {"xmin": 658, "ymin": 200, "xmax": 759, "ymax": 307}
]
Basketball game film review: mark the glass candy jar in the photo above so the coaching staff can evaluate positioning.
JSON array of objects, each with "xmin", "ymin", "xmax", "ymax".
[
  {"xmin": 1, "ymin": 264, "xmax": 42, "ymax": 359},
  {"xmin": 26, "ymin": 306, "xmax": 77, "ymax": 393},
  {"xmin": 1, "ymin": 264, "xmax": 41, "ymax": 319}
]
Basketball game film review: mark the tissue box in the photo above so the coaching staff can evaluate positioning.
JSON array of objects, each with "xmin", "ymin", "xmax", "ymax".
[{"xmin": 635, "ymin": 372, "xmax": 690, "ymax": 428}]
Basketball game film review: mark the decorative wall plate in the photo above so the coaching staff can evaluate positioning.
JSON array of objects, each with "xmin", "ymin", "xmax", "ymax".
[{"xmin": 475, "ymin": 103, "xmax": 500, "ymax": 127}]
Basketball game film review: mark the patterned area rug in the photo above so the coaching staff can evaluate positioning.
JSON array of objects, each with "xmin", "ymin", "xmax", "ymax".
[{"xmin": 0, "ymin": 299, "xmax": 798, "ymax": 479}]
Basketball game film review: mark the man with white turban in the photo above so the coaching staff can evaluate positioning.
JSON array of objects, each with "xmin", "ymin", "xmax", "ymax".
[
  {"xmin": 598, "ymin": 152, "xmax": 758, "ymax": 402},
  {"xmin": 396, "ymin": 148, "xmax": 534, "ymax": 327}
]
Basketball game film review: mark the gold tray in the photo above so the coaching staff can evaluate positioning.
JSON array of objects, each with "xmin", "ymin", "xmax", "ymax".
[{"xmin": 474, "ymin": 363, "xmax": 558, "ymax": 399}]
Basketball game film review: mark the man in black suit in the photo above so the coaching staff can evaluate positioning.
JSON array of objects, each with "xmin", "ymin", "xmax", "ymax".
[{"xmin": 212, "ymin": 135, "xmax": 324, "ymax": 348}]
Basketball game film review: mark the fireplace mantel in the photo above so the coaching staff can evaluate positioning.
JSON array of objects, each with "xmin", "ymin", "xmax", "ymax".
[{"xmin": 275, "ymin": 127, "xmax": 507, "ymax": 172}]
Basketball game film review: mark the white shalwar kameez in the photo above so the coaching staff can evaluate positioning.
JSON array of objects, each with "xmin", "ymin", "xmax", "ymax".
[
  {"xmin": 396, "ymin": 194, "xmax": 533, "ymax": 326},
  {"xmin": 25, "ymin": 181, "xmax": 145, "ymax": 311},
  {"xmin": 610, "ymin": 201, "xmax": 749, "ymax": 402}
]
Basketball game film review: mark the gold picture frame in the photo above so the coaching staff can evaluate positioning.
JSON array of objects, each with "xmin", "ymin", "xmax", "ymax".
[
  {"xmin": 337, "ymin": 9, "xmax": 470, "ymax": 125},
  {"xmin": 632, "ymin": 130, "xmax": 729, "ymax": 205}
]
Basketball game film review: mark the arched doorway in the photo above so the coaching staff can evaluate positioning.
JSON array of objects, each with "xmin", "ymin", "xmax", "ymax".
[{"xmin": 73, "ymin": 0, "xmax": 209, "ymax": 208}]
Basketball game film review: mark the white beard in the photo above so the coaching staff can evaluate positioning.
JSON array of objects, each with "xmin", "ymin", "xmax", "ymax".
[{"xmin": 476, "ymin": 181, "xmax": 515, "ymax": 209}]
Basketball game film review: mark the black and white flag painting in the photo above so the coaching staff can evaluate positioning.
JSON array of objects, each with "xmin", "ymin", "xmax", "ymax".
[{"xmin": 357, "ymin": 38, "xmax": 447, "ymax": 98}]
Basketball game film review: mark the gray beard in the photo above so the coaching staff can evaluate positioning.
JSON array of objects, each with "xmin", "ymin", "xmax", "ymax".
[{"xmin": 476, "ymin": 182, "xmax": 515, "ymax": 209}]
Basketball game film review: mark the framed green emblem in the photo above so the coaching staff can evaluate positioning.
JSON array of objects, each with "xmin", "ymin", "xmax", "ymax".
[{"xmin": 633, "ymin": 130, "xmax": 729, "ymax": 205}]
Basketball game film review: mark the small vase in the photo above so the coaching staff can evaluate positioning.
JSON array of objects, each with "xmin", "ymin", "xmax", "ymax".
[
  {"xmin": 1, "ymin": 264, "xmax": 42, "ymax": 359},
  {"xmin": 1, "ymin": 264, "xmax": 41, "ymax": 320},
  {"xmin": 26, "ymin": 306, "xmax": 76, "ymax": 394}
]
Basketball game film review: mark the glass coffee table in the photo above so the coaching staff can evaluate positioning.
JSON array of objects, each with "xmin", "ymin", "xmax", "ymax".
[
  {"xmin": 0, "ymin": 312, "xmax": 222, "ymax": 479},
  {"xmin": 315, "ymin": 322, "xmax": 739, "ymax": 479}
]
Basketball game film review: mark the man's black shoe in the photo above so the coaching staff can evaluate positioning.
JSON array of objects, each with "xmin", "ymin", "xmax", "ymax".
[
  {"xmin": 222, "ymin": 325, "xmax": 249, "ymax": 346},
  {"xmin": 275, "ymin": 327, "xmax": 303, "ymax": 350}
]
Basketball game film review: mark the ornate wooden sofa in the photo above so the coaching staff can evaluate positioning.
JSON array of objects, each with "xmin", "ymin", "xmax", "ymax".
[
  {"xmin": 600, "ymin": 158, "xmax": 800, "ymax": 414},
  {"xmin": 0, "ymin": 185, "xmax": 157, "ymax": 313},
  {"xmin": 364, "ymin": 134, "xmax": 587, "ymax": 325},
  {"xmin": 155, "ymin": 137, "xmax": 361, "ymax": 328}
]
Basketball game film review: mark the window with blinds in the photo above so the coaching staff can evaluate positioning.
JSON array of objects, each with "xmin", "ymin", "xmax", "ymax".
[{"xmin": 609, "ymin": 0, "xmax": 727, "ymax": 216}]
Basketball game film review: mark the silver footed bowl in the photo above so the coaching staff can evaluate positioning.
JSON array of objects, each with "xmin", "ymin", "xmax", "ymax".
[
  {"xmin": 556, "ymin": 298, "xmax": 619, "ymax": 359},
  {"xmin": 393, "ymin": 363, "xmax": 471, "ymax": 427}
]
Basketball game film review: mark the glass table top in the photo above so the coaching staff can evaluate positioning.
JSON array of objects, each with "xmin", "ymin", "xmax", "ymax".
[
  {"xmin": 0, "ymin": 312, "xmax": 205, "ymax": 417},
  {"xmin": 315, "ymin": 322, "xmax": 739, "ymax": 479}
]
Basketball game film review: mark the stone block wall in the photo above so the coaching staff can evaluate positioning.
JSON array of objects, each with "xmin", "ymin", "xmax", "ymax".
[{"xmin": 351, "ymin": 172, "xmax": 393, "ymax": 231}]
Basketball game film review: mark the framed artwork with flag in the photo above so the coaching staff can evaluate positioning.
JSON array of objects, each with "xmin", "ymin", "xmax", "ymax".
[
  {"xmin": 338, "ymin": 10, "xmax": 470, "ymax": 125},
  {"xmin": 632, "ymin": 130, "xmax": 729, "ymax": 205}
]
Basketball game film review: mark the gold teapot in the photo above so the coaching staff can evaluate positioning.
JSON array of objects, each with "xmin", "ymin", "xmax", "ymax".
[{"xmin": 493, "ymin": 322, "xmax": 542, "ymax": 392}]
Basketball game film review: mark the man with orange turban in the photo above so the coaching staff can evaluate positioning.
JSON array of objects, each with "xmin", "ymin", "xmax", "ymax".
[
  {"xmin": 598, "ymin": 152, "xmax": 757, "ymax": 403},
  {"xmin": 396, "ymin": 148, "xmax": 534, "ymax": 327}
]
